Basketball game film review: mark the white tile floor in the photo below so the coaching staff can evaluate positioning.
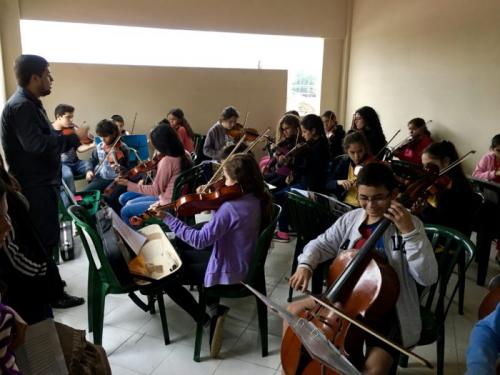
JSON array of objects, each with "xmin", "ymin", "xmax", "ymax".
[{"xmin": 54, "ymin": 235, "xmax": 499, "ymax": 374}]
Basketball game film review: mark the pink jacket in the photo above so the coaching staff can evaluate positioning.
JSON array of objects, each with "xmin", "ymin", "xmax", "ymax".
[
  {"xmin": 473, "ymin": 152, "xmax": 500, "ymax": 183},
  {"xmin": 127, "ymin": 155, "xmax": 182, "ymax": 204}
]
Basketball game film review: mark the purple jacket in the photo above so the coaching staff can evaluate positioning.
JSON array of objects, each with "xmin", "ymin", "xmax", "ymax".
[{"xmin": 164, "ymin": 194, "xmax": 261, "ymax": 287}]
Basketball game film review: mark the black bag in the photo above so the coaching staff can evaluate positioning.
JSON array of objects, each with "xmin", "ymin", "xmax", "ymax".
[{"xmin": 95, "ymin": 208, "xmax": 134, "ymax": 287}]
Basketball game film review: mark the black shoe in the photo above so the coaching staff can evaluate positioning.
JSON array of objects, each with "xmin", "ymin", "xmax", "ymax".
[
  {"xmin": 209, "ymin": 305, "xmax": 230, "ymax": 358},
  {"xmin": 52, "ymin": 291, "xmax": 85, "ymax": 309}
]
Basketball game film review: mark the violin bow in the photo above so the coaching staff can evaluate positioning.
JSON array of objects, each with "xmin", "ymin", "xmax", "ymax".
[
  {"xmin": 438, "ymin": 150, "xmax": 476, "ymax": 176},
  {"xmin": 130, "ymin": 112, "xmax": 138, "ymax": 135},
  {"xmin": 304, "ymin": 292, "xmax": 434, "ymax": 369},
  {"xmin": 243, "ymin": 128, "xmax": 271, "ymax": 153},
  {"xmin": 375, "ymin": 129, "xmax": 401, "ymax": 160},
  {"xmin": 201, "ymin": 135, "xmax": 247, "ymax": 193},
  {"xmin": 94, "ymin": 133, "xmax": 123, "ymax": 176}
]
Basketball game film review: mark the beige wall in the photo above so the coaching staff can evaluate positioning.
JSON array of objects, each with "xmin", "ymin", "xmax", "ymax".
[
  {"xmin": 0, "ymin": 0, "xmax": 22, "ymax": 97},
  {"xmin": 43, "ymin": 63, "xmax": 286, "ymax": 157},
  {"xmin": 0, "ymin": 0, "xmax": 348, "ymax": 115},
  {"xmin": 346, "ymin": 0, "xmax": 500, "ymax": 172}
]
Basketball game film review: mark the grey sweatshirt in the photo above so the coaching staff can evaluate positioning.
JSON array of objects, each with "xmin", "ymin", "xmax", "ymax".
[
  {"xmin": 203, "ymin": 122, "xmax": 233, "ymax": 160},
  {"xmin": 297, "ymin": 208, "xmax": 438, "ymax": 347}
]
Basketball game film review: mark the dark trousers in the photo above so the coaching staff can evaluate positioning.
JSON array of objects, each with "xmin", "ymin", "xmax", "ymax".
[
  {"xmin": 23, "ymin": 185, "xmax": 60, "ymax": 255},
  {"xmin": 83, "ymin": 177, "xmax": 126, "ymax": 213},
  {"xmin": 22, "ymin": 185, "xmax": 64, "ymax": 300},
  {"xmin": 163, "ymin": 242, "xmax": 219, "ymax": 322}
]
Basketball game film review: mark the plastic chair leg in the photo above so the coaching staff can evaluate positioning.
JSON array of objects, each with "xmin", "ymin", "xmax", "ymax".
[
  {"xmin": 288, "ymin": 240, "xmax": 303, "ymax": 302},
  {"xmin": 255, "ymin": 295, "xmax": 269, "ymax": 357},
  {"xmin": 398, "ymin": 354, "xmax": 409, "ymax": 368},
  {"xmin": 148, "ymin": 295, "xmax": 156, "ymax": 315},
  {"xmin": 437, "ymin": 326, "xmax": 445, "ymax": 375},
  {"xmin": 92, "ymin": 282, "xmax": 108, "ymax": 345},
  {"xmin": 458, "ymin": 251, "xmax": 465, "ymax": 315},
  {"xmin": 475, "ymin": 230, "xmax": 492, "ymax": 286},
  {"xmin": 87, "ymin": 269, "xmax": 94, "ymax": 333},
  {"xmin": 156, "ymin": 293, "xmax": 170, "ymax": 345},
  {"xmin": 193, "ymin": 287, "xmax": 206, "ymax": 362}
]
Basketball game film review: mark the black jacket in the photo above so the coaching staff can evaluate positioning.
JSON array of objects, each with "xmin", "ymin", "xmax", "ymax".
[
  {"xmin": 0, "ymin": 190, "xmax": 63, "ymax": 323},
  {"xmin": 1, "ymin": 87, "xmax": 80, "ymax": 188},
  {"xmin": 291, "ymin": 137, "xmax": 329, "ymax": 193}
]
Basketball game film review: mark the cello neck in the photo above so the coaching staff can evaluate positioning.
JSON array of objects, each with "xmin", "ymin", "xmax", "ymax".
[{"xmin": 325, "ymin": 218, "xmax": 391, "ymax": 302}]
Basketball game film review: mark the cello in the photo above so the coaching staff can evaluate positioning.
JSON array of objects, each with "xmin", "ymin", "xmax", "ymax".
[{"xmin": 281, "ymin": 164, "xmax": 443, "ymax": 374}]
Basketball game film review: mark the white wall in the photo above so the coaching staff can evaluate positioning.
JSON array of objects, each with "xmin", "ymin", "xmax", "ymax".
[{"xmin": 346, "ymin": 0, "xmax": 500, "ymax": 172}]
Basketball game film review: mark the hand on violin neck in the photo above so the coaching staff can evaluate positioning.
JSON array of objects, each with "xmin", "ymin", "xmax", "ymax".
[
  {"xmin": 338, "ymin": 179, "xmax": 354, "ymax": 190},
  {"xmin": 85, "ymin": 171, "xmax": 95, "ymax": 182},
  {"xmin": 115, "ymin": 177, "xmax": 129, "ymax": 186},
  {"xmin": 147, "ymin": 202, "xmax": 167, "ymax": 219},
  {"xmin": 384, "ymin": 201, "xmax": 415, "ymax": 234}
]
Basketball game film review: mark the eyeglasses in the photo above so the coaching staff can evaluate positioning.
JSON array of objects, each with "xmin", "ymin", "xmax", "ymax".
[{"xmin": 357, "ymin": 193, "xmax": 391, "ymax": 204}]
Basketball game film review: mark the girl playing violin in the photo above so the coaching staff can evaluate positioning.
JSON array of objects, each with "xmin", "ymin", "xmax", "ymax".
[
  {"xmin": 472, "ymin": 134, "xmax": 500, "ymax": 263},
  {"xmin": 263, "ymin": 114, "xmax": 302, "ymax": 190},
  {"xmin": 326, "ymin": 132, "xmax": 374, "ymax": 207},
  {"xmin": 273, "ymin": 114, "xmax": 329, "ymax": 242},
  {"xmin": 473, "ymin": 133, "xmax": 500, "ymax": 184},
  {"xmin": 350, "ymin": 106, "xmax": 387, "ymax": 159},
  {"xmin": 84, "ymin": 119, "xmax": 130, "ymax": 212},
  {"xmin": 393, "ymin": 117, "xmax": 433, "ymax": 165},
  {"xmin": 203, "ymin": 106, "xmax": 239, "ymax": 160},
  {"xmin": 419, "ymin": 140, "xmax": 476, "ymax": 236},
  {"xmin": 165, "ymin": 108, "xmax": 195, "ymax": 153},
  {"xmin": 148, "ymin": 154, "xmax": 272, "ymax": 357},
  {"xmin": 116, "ymin": 123, "xmax": 192, "ymax": 226},
  {"xmin": 321, "ymin": 110, "xmax": 345, "ymax": 160},
  {"xmin": 287, "ymin": 162, "xmax": 438, "ymax": 374}
]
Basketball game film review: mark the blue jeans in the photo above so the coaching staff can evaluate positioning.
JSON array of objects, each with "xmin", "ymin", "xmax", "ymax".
[
  {"xmin": 119, "ymin": 191, "xmax": 144, "ymax": 206},
  {"xmin": 120, "ymin": 195, "xmax": 159, "ymax": 227},
  {"xmin": 273, "ymin": 183, "xmax": 306, "ymax": 232},
  {"xmin": 62, "ymin": 160, "xmax": 91, "ymax": 193},
  {"xmin": 61, "ymin": 160, "xmax": 91, "ymax": 207}
]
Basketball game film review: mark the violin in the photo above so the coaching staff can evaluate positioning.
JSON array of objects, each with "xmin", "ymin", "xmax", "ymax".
[
  {"xmin": 280, "ymin": 142, "xmax": 310, "ymax": 165},
  {"xmin": 129, "ymin": 182, "xmax": 244, "ymax": 226},
  {"xmin": 103, "ymin": 153, "xmax": 164, "ymax": 197},
  {"xmin": 62, "ymin": 124, "xmax": 95, "ymax": 145},
  {"xmin": 226, "ymin": 123, "xmax": 260, "ymax": 142},
  {"xmin": 128, "ymin": 153, "xmax": 163, "ymax": 179}
]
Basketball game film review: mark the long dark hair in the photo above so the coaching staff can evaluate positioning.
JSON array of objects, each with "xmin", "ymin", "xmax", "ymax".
[
  {"xmin": 150, "ymin": 123, "xmax": 192, "ymax": 171},
  {"xmin": 301, "ymin": 114, "xmax": 326, "ymax": 138},
  {"xmin": 224, "ymin": 154, "xmax": 272, "ymax": 229},
  {"xmin": 168, "ymin": 108, "xmax": 195, "ymax": 139},
  {"xmin": 351, "ymin": 106, "xmax": 387, "ymax": 156},
  {"xmin": 423, "ymin": 141, "xmax": 470, "ymax": 188}
]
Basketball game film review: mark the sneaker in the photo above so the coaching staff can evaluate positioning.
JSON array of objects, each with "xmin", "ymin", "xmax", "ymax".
[
  {"xmin": 272, "ymin": 231, "xmax": 290, "ymax": 243},
  {"xmin": 209, "ymin": 305, "xmax": 230, "ymax": 358},
  {"xmin": 52, "ymin": 291, "xmax": 85, "ymax": 309}
]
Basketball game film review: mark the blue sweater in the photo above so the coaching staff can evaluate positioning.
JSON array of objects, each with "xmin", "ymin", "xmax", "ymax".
[{"xmin": 466, "ymin": 304, "xmax": 500, "ymax": 375}]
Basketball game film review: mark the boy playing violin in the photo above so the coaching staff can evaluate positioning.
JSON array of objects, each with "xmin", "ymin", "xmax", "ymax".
[
  {"xmin": 286, "ymin": 162, "xmax": 438, "ymax": 374},
  {"xmin": 51, "ymin": 104, "xmax": 95, "ymax": 196},
  {"xmin": 84, "ymin": 119, "xmax": 130, "ymax": 212}
]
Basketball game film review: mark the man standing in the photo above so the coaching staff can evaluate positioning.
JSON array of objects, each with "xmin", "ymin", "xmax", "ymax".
[{"xmin": 1, "ymin": 54, "xmax": 84, "ymax": 308}]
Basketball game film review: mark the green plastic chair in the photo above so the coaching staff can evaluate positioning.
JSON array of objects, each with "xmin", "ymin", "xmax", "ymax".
[
  {"xmin": 192, "ymin": 204, "xmax": 281, "ymax": 362},
  {"xmin": 399, "ymin": 224, "xmax": 476, "ymax": 375},
  {"xmin": 192, "ymin": 133, "xmax": 208, "ymax": 165},
  {"xmin": 67, "ymin": 205, "xmax": 171, "ymax": 346},
  {"xmin": 286, "ymin": 191, "xmax": 339, "ymax": 301}
]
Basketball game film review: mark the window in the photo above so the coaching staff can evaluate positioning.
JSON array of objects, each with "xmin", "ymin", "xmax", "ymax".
[{"xmin": 20, "ymin": 20, "xmax": 324, "ymax": 114}]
